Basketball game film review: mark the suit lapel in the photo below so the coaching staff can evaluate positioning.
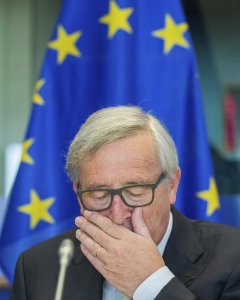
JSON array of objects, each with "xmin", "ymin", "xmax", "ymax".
[{"xmin": 163, "ymin": 207, "xmax": 206, "ymax": 286}]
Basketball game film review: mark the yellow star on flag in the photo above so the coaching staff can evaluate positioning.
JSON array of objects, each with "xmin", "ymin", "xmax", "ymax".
[
  {"xmin": 21, "ymin": 138, "xmax": 35, "ymax": 165},
  {"xmin": 196, "ymin": 177, "xmax": 220, "ymax": 216},
  {"xmin": 48, "ymin": 25, "xmax": 82, "ymax": 64},
  {"xmin": 18, "ymin": 190, "xmax": 55, "ymax": 229},
  {"xmin": 152, "ymin": 14, "xmax": 189, "ymax": 54},
  {"xmin": 99, "ymin": 0, "xmax": 133, "ymax": 38},
  {"xmin": 32, "ymin": 79, "xmax": 45, "ymax": 105}
]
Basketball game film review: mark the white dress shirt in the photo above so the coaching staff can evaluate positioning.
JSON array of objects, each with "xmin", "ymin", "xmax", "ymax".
[{"xmin": 103, "ymin": 213, "xmax": 174, "ymax": 300}]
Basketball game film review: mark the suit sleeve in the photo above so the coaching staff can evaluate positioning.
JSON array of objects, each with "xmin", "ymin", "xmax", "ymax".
[
  {"xmin": 10, "ymin": 253, "xmax": 27, "ymax": 300},
  {"xmin": 154, "ymin": 278, "xmax": 199, "ymax": 300}
]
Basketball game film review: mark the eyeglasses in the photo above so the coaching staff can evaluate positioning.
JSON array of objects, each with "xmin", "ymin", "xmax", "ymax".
[{"xmin": 76, "ymin": 173, "xmax": 166, "ymax": 212}]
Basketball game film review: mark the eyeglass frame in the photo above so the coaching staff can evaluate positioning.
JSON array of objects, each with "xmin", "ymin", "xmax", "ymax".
[{"xmin": 76, "ymin": 172, "xmax": 166, "ymax": 212}]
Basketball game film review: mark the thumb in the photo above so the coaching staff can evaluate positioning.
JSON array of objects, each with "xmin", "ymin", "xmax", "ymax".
[{"xmin": 131, "ymin": 207, "xmax": 151, "ymax": 238}]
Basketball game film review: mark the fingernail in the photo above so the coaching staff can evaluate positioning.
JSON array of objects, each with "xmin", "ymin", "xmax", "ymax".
[
  {"xmin": 76, "ymin": 229, "xmax": 82, "ymax": 238},
  {"xmin": 81, "ymin": 244, "xmax": 86, "ymax": 252},
  {"xmin": 75, "ymin": 216, "xmax": 84, "ymax": 226},
  {"xmin": 75, "ymin": 217, "xmax": 79, "ymax": 226}
]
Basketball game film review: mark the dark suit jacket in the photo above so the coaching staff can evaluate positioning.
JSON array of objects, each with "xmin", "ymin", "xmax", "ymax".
[{"xmin": 11, "ymin": 207, "xmax": 240, "ymax": 300}]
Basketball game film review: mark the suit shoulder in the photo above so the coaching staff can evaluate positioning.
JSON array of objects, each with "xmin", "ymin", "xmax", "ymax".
[
  {"xmin": 194, "ymin": 219, "xmax": 240, "ymax": 234},
  {"xmin": 193, "ymin": 220, "xmax": 240, "ymax": 250}
]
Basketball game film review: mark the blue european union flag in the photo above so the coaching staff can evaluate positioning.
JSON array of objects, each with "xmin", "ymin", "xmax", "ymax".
[{"xmin": 0, "ymin": 0, "xmax": 222, "ymax": 283}]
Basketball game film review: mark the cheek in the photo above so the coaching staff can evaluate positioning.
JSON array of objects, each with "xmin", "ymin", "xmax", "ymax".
[
  {"xmin": 78, "ymin": 201, "xmax": 84, "ymax": 214},
  {"xmin": 142, "ymin": 190, "xmax": 171, "ymax": 242},
  {"xmin": 76, "ymin": 197, "xmax": 87, "ymax": 215},
  {"xmin": 78, "ymin": 199, "xmax": 110, "ymax": 217},
  {"xmin": 100, "ymin": 210, "xmax": 110, "ymax": 217}
]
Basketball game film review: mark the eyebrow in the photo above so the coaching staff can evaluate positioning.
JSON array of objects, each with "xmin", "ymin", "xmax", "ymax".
[
  {"xmin": 80, "ymin": 179, "xmax": 155, "ymax": 190},
  {"xmin": 84, "ymin": 184, "xmax": 109, "ymax": 189}
]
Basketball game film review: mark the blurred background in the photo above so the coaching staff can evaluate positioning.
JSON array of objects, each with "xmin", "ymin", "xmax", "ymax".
[{"xmin": 1, "ymin": 0, "xmax": 240, "ymax": 297}]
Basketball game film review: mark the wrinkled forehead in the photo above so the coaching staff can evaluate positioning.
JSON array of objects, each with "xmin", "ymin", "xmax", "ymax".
[
  {"xmin": 78, "ymin": 132, "xmax": 161, "ymax": 182},
  {"xmin": 82, "ymin": 131, "xmax": 159, "ymax": 162}
]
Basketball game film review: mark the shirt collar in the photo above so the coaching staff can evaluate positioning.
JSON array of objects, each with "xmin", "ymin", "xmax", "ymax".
[{"xmin": 157, "ymin": 212, "xmax": 173, "ymax": 256}]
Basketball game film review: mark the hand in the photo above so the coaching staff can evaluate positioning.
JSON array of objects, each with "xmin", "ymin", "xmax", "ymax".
[{"xmin": 75, "ymin": 208, "xmax": 165, "ymax": 297}]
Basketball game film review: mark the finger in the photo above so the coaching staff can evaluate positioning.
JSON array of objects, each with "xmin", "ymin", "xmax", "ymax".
[
  {"xmin": 81, "ymin": 243, "xmax": 108, "ymax": 275},
  {"xmin": 76, "ymin": 229, "xmax": 108, "ymax": 263},
  {"xmin": 76, "ymin": 228, "xmax": 98, "ymax": 255},
  {"xmin": 131, "ymin": 207, "xmax": 152, "ymax": 238},
  {"xmin": 75, "ymin": 217, "xmax": 102, "ymax": 242},
  {"xmin": 83, "ymin": 210, "xmax": 127, "ymax": 239},
  {"xmin": 75, "ymin": 216, "xmax": 115, "ymax": 250}
]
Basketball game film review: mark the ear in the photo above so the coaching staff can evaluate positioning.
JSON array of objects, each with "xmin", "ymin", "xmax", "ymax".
[
  {"xmin": 73, "ymin": 182, "xmax": 77, "ymax": 194},
  {"xmin": 169, "ymin": 168, "xmax": 181, "ymax": 205},
  {"xmin": 73, "ymin": 182, "xmax": 84, "ymax": 214},
  {"xmin": 73, "ymin": 182, "xmax": 80, "ymax": 205}
]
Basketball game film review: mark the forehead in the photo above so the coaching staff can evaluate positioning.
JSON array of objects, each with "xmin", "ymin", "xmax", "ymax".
[{"xmin": 79, "ymin": 133, "xmax": 161, "ymax": 185}]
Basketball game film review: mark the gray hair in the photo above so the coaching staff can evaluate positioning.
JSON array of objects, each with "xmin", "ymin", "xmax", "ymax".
[{"xmin": 66, "ymin": 106, "xmax": 179, "ymax": 182}]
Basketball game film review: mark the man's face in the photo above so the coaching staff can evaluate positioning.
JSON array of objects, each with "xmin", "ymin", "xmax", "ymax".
[{"xmin": 75, "ymin": 132, "xmax": 180, "ymax": 245}]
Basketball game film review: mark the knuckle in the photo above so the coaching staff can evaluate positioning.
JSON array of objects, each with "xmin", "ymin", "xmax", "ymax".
[
  {"xmin": 86, "ymin": 251, "xmax": 94, "ymax": 262},
  {"xmin": 102, "ymin": 218, "xmax": 113, "ymax": 232},
  {"xmin": 92, "ymin": 230, "xmax": 98, "ymax": 241},
  {"xmin": 104, "ymin": 259, "xmax": 120, "ymax": 273},
  {"xmin": 111, "ymin": 242, "xmax": 124, "ymax": 256},
  {"xmin": 80, "ymin": 232, "xmax": 88, "ymax": 244},
  {"xmin": 79, "ymin": 217, "xmax": 87, "ymax": 229},
  {"xmin": 92, "ymin": 243, "xmax": 98, "ymax": 254},
  {"xmin": 111, "ymin": 244, "xmax": 120, "ymax": 255}
]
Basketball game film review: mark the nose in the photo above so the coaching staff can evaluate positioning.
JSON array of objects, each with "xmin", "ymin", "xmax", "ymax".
[{"xmin": 108, "ymin": 194, "xmax": 132, "ymax": 225}]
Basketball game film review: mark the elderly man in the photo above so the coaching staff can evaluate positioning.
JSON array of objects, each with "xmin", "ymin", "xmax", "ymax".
[{"xmin": 11, "ymin": 106, "xmax": 240, "ymax": 300}]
